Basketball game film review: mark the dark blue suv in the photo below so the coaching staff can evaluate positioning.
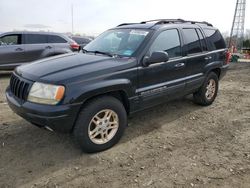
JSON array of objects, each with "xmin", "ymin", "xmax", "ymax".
[{"xmin": 6, "ymin": 19, "xmax": 230, "ymax": 152}]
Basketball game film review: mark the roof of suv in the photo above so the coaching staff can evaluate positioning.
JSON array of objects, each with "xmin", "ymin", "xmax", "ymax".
[
  {"xmin": 0, "ymin": 31, "xmax": 68, "ymax": 37},
  {"xmin": 114, "ymin": 19, "xmax": 216, "ymax": 30},
  {"xmin": 0, "ymin": 31, "xmax": 75, "ymax": 43}
]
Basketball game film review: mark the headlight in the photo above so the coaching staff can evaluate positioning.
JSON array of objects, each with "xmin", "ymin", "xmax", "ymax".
[{"xmin": 27, "ymin": 82, "xmax": 65, "ymax": 105}]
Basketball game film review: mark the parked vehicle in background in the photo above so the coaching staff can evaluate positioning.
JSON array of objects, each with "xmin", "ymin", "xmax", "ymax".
[
  {"xmin": 0, "ymin": 31, "xmax": 79, "ymax": 70},
  {"xmin": 6, "ymin": 19, "xmax": 229, "ymax": 153},
  {"xmin": 71, "ymin": 36, "xmax": 93, "ymax": 51}
]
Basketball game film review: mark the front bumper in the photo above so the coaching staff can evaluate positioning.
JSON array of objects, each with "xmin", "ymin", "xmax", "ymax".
[{"xmin": 6, "ymin": 87, "xmax": 82, "ymax": 133}]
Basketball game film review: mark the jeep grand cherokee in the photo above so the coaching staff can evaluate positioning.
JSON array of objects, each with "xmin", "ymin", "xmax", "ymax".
[{"xmin": 6, "ymin": 19, "xmax": 230, "ymax": 152}]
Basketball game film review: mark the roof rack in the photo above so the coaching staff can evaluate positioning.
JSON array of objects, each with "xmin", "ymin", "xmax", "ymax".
[
  {"xmin": 117, "ymin": 19, "xmax": 213, "ymax": 27},
  {"xmin": 117, "ymin": 23, "xmax": 138, "ymax": 27},
  {"xmin": 186, "ymin": 20, "xmax": 213, "ymax": 27},
  {"xmin": 140, "ymin": 19, "xmax": 185, "ymax": 24}
]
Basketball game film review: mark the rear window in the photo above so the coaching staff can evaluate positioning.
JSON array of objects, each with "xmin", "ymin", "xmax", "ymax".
[
  {"xmin": 73, "ymin": 37, "xmax": 91, "ymax": 44},
  {"xmin": 25, "ymin": 34, "xmax": 47, "ymax": 44},
  {"xmin": 203, "ymin": 29, "xmax": 226, "ymax": 50},
  {"xmin": 48, "ymin": 35, "xmax": 67, "ymax": 43},
  {"xmin": 183, "ymin": 28, "xmax": 202, "ymax": 54}
]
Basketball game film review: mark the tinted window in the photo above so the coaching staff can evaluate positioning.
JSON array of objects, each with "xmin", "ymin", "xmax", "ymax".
[
  {"xmin": 0, "ymin": 34, "xmax": 21, "ymax": 45},
  {"xmin": 196, "ymin": 29, "xmax": 207, "ymax": 51},
  {"xmin": 73, "ymin": 37, "xmax": 91, "ymax": 44},
  {"xmin": 48, "ymin": 35, "xmax": 67, "ymax": 43},
  {"xmin": 149, "ymin": 29, "xmax": 181, "ymax": 58},
  {"xmin": 25, "ymin": 34, "xmax": 47, "ymax": 44},
  {"xmin": 204, "ymin": 29, "xmax": 226, "ymax": 50},
  {"xmin": 183, "ymin": 29, "xmax": 202, "ymax": 54}
]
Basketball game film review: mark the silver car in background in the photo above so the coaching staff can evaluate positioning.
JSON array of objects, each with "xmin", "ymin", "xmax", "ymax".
[{"xmin": 0, "ymin": 31, "xmax": 80, "ymax": 70}]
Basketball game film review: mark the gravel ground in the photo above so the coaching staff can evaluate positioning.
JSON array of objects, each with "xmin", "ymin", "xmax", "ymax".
[{"xmin": 0, "ymin": 62, "xmax": 250, "ymax": 188}]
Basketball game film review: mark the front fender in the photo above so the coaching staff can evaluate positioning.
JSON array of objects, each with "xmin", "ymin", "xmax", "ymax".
[{"xmin": 66, "ymin": 79, "xmax": 135, "ymax": 104}]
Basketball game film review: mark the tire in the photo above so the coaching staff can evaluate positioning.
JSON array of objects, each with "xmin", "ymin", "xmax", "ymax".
[
  {"xmin": 193, "ymin": 72, "xmax": 219, "ymax": 106},
  {"xmin": 73, "ymin": 96, "xmax": 127, "ymax": 153}
]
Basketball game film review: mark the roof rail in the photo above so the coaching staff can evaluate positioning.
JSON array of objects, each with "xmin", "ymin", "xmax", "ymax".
[
  {"xmin": 141, "ymin": 19, "xmax": 213, "ymax": 27},
  {"xmin": 116, "ymin": 19, "xmax": 213, "ymax": 27},
  {"xmin": 117, "ymin": 23, "xmax": 138, "ymax": 27},
  {"xmin": 186, "ymin": 20, "xmax": 213, "ymax": 27},
  {"xmin": 140, "ymin": 19, "xmax": 185, "ymax": 24}
]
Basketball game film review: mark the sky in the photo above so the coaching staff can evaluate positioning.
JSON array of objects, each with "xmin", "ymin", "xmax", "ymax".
[{"xmin": 0, "ymin": 0, "xmax": 249, "ymax": 36}]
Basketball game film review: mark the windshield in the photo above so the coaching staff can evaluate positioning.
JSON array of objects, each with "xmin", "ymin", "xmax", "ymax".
[{"xmin": 83, "ymin": 29, "xmax": 149, "ymax": 57}]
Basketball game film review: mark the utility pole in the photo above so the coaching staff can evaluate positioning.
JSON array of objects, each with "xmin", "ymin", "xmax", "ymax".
[
  {"xmin": 229, "ymin": 0, "xmax": 246, "ymax": 51},
  {"xmin": 71, "ymin": 4, "xmax": 74, "ymax": 34}
]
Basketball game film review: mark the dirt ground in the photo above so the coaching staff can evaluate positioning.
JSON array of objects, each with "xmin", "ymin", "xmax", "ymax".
[{"xmin": 0, "ymin": 63, "xmax": 250, "ymax": 188}]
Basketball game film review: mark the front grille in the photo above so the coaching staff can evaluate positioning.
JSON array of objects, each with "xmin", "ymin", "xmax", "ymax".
[{"xmin": 10, "ymin": 74, "xmax": 31, "ymax": 101}]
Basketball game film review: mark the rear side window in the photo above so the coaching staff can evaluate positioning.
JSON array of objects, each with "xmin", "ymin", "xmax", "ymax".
[
  {"xmin": 203, "ymin": 29, "xmax": 226, "ymax": 50},
  {"xmin": 149, "ymin": 29, "xmax": 181, "ymax": 58},
  {"xmin": 183, "ymin": 29, "xmax": 202, "ymax": 54},
  {"xmin": 0, "ymin": 34, "xmax": 22, "ymax": 45},
  {"xmin": 196, "ymin": 29, "xmax": 207, "ymax": 51},
  {"xmin": 48, "ymin": 35, "xmax": 67, "ymax": 43},
  {"xmin": 25, "ymin": 34, "xmax": 48, "ymax": 44}
]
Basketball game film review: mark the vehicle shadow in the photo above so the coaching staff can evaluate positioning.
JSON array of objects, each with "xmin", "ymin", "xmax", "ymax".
[
  {"xmin": 0, "ymin": 71, "xmax": 12, "ymax": 78},
  {"xmin": 0, "ymin": 95, "xmax": 201, "ymax": 187},
  {"xmin": 122, "ymin": 95, "xmax": 201, "ymax": 143}
]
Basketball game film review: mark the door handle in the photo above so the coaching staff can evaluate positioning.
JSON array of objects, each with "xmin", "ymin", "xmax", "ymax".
[
  {"xmin": 15, "ymin": 48, "xmax": 24, "ymax": 51},
  {"xmin": 205, "ymin": 56, "xmax": 212, "ymax": 60},
  {"xmin": 174, "ymin": 63, "xmax": 185, "ymax": 68},
  {"xmin": 45, "ymin": 46, "xmax": 52, "ymax": 49}
]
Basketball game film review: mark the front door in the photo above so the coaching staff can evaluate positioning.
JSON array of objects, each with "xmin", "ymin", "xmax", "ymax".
[
  {"xmin": 0, "ymin": 34, "xmax": 26, "ymax": 68},
  {"xmin": 137, "ymin": 29, "xmax": 186, "ymax": 108}
]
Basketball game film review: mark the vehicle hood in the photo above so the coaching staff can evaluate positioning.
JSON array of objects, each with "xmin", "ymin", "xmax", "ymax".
[{"xmin": 16, "ymin": 53, "xmax": 137, "ymax": 84}]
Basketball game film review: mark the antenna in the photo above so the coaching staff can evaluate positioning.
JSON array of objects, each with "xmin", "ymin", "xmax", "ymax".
[{"xmin": 71, "ymin": 4, "xmax": 74, "ymax": 34}]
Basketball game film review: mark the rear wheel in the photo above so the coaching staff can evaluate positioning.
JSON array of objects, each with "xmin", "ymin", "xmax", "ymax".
[
  {"xmin": 193, "ymin": 72, "xmax": 219, "ymax": 106},
  {"xmin": 73, "ymin": 96, "xmax": 127, "ymax": 153}
]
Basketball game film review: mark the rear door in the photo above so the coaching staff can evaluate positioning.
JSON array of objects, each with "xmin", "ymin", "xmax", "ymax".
[
  {"xmin": 24, "ymin": 34, "xmax": 53, "ymax": 62},
  {"xmin": 203, "ymin": 28, "xmax": 227, "ymax": 64},
  {"xmin": 48, "ymin": 35, "xmax": 69, "ymax": 54},
  {"xmin": 0, "ymin": 34, "xmax": 26, "ymax": 67},
  {"xmin": 181, "ymin": 28, "xmax": 209, "ymax": 93}
]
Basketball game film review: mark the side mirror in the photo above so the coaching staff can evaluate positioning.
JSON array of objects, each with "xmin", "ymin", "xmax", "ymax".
[{"xmin": 143, "ymin": 51, "xmax": 169, "ymax": 67}]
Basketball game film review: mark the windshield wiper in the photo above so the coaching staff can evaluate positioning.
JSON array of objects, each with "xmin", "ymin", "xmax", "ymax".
[
  {"xmin": 82, "ymin": 48, "xmax": 88, "ymax": 53},
  {"xmin": 82, "ymin": 49, "xmax": 113, "ymax": 57}
]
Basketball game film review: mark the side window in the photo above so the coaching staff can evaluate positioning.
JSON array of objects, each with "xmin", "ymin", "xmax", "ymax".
[
  {"xmin": 196, "ymin": 29, "xmax": 207, "ymax": 51},
  {"xmin": 183, "ymin": 29, "xmax": 202, "ymax": 54},
  {"xmin": 0, "ymin": 34, "xmax": 21, "ymax": 45},
  {"xmin": 25, "ymin": 34, "xmax": 48, "ymax": 44},
  {"xmin": 149, "ymin": 29, "xmax": 181, "ymax": 58},
  {"xmin": 203, "ymin": 29, "xmax": 226, "ymax": 50},
  {"xmin": 48, "ymin": 35, "xmax": 67, "ymax": 43}
]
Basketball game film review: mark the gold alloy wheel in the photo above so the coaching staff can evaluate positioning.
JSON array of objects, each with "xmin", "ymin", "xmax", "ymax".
[
  {"xmin": 88, "ymin": 109, "xmax": 119, "ymax": 145},
  {"xmin": 205, "ymin": 79, "xmax": 216, "ymax": 100}
]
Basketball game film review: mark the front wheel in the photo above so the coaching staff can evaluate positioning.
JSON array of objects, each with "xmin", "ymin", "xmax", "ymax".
[
  {"xmin": 73, "ymin": 96, "xmax": 127, "ymax": 153},
  {"xmin": 193, "ymin": 72, "xmax": 219, "ymax": 106}
]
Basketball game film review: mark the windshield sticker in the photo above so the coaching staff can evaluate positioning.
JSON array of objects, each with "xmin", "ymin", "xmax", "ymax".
[
  {"xmin": 130, "ymin": 30, "xmax": 149, "ymax": 36},
  {"xmin": 123, "ymin": 50, "xmax": 133, "ymax": 56}
]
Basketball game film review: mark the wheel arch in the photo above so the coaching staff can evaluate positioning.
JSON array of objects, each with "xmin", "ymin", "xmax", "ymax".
[
  {"xmin": 81, "ymin": 90, "xmax": 130, "ymax": 114},
  {"xmin": 210, "ymin": 68, "xmax": 221, "ymax": 79},
  {"xmin": 204, "ymin": 61, "xmax": 222, "ymax": 79}
]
